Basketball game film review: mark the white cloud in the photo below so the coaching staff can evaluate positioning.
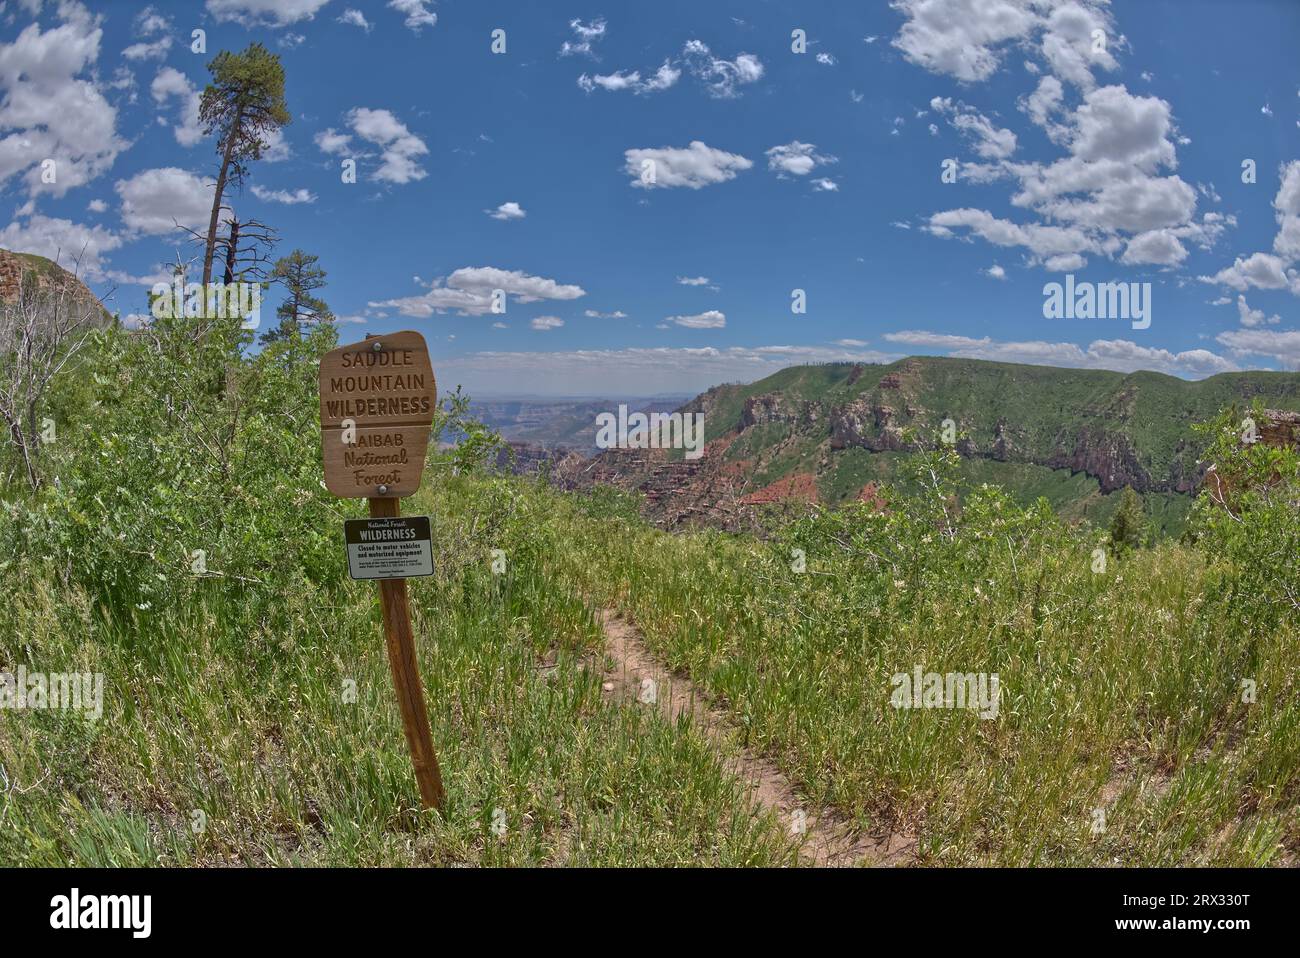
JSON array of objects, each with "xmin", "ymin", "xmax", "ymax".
[
  {"xmin": 577, "ymin": 60, "xmax": 680, "ymax": 95},
  {"xmin": 1200, "ymin": 162, "xmax": 1300, "ymax": 298},
  {"xmin": 388, "ymin": 0, "xmax": 436, "ymax": 33},
  {"xmin": 150, "ymin": 67, "xmax": 203, "ymax": 147},
  {"xmin": 891, "ymin": 0, "xmax": 1041, "ymax": 83},
  {"xmin": 87, "ymin": 198, "xmax": 106, "ymax": 213},
  {"xmin": 115, "ymin": 167, "xmax": 213, "ymax": 236},
  {"xmin": 891, "ymin": 0, "xmax": 1117, "ymax": 87},
  {"xmin": 251, "ymin": 184, "xmax": 316, "ymax": 204},
  {"xmin": 560, "ymin": 17, "xmax": 606, "ymax": 58},
  {"xmin": 624, "ymin": 141, "xmax": 752, "ymax": 190},
  {"xmin": 926, "ymin": 84, "xmax": 1217, "ymax": 272},
  {"xmin": 816, "ymin": 53, "xmax": 837, "ymax": 66},
  {"xmin": 345, "ymin": 107, "xmax": 428, "ymax": 184},
  {"xmin": 486, "ymin": 201, "xmax": 526, "ymax": 221},
  {"xmin": 1216, "ymin": 328, "xmax": 1300, "ymax": 369},
  {"xmin": 884, "ymin": 329, "xmax": 1236, "ymax": 378},
  {"xmin": 931, "ymin": 96, "xmax": 1018, "ymax": 159},
  {"xmin": 314, "ymin": 128, "xmax": 353, "ymax": 155},
  {"xmin": 1270, "ymin": 160, "xmax": 1300, "ymax": 260},
  {"xmin": 986, "ymin": 264, "xmax": 1006, "ymax": 279},
  {"xmin": 530, "ymin": 316, "xmax": 564, "ymax": 331},
  {"xmin": 1120, "ymin": 228, "xmax": 1186, "ymax": 266},
  {"xmin": 668, "ymin": 309, "xmax": 726, "ymax": 329},
  {"xmin": 1201, "ymin": 252, "xmax": 1291, "ymax": 292},
  {"xmin": 682, "ymin": 40, "xmax": 763, "ymax": 98},
  {"xmin": 135, "ymin": 6, "xmax": 170, "ymax": 35},
  {"xmin": 0, "ymin": 212, "xmax": 122, "ymax": 281},
  {"xmin": 0, "ymin": 4, "xmax": 126, "ymax": 198},
  {"xmin": 123, "ymin": 35, "xmax": 171, "ymax": 60},
  {"xmin": 677, "ymin": 276, "xmax": 711, "ymax": 286},
  {"xmin": 338, "ymin": 8, "xmax": 372, "ymax": 31},
  {"xmin": 765, "ymin": 141, "xmax": 838, "ymax": 177},
  {"xmin": 369, "ymin": 267, "xmax": 586, "ymax": 317},
  {"xmin": 205, "ymin": 0, "xmax": 331, "ymax": 27},
  {"xmin": 1235, "ymin": 295, "xmax": 1280, "ymax": 328},
  {"xmin": 812, "ymin": 178, "xmax": 839, "ymax": 192},
  {"xmin": 584, "ymin": 309, "xmax": 628, "ymax": 319}
]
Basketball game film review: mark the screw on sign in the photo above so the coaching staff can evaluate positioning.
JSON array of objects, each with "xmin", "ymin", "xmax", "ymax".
[{"xmin": 319, "ymin": 330, "xmax": 445, "ymax": 813}]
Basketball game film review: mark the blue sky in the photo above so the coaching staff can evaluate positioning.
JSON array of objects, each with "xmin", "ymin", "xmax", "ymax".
[{"xmin": 2, "ymin": 0, "xmax": 1299, "ymax": 396}]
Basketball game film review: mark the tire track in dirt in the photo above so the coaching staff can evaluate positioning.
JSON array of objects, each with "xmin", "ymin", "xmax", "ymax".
[{"xmin": 596, "ymin": 608, "xmax": 916, "ymax": 867}]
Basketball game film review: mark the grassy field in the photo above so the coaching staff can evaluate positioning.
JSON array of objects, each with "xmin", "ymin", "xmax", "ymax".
[
  {"xmin": 1, "ymin": 322, "xmax": 1296, "ymax": 867},
  {"xmin": 0, "ymin": 478, "xmax": 798, "ymax": 866}
]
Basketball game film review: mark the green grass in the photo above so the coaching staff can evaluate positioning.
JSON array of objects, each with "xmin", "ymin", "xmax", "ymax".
[
  {"xmin": 2, "ymin": 460, "xmax": 1295, "ymax": 867},
  {"xmin": 0, "ymin": 478, "xmax": 796, "ymax": 867},
  {"xmin": 542, "ymin": 481, "xmax": 1300, "ymax": 866}
]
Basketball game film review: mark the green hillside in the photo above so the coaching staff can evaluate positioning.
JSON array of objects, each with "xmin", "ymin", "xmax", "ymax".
[{"xmin": 682, "ymin": 356, "xmax": 1300, "ymax": 536}]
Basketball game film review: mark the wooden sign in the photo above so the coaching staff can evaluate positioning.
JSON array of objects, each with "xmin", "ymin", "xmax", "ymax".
[
  {"xmin": 319, "ymin": 330, "xmax": 436, "ymax": 498},
  {"xmin": 318, "ymin": 331, "xmax": 445, "ymax": 814}
]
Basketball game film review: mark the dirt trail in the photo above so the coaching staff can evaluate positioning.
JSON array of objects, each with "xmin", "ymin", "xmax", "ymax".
[{"xmin": 596, "ymin": 608, "xmax": 915, "ymax": 867}]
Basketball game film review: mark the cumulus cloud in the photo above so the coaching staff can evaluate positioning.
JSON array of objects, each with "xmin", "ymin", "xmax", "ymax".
[
  {"xmin": 624, "ymin": 141, "xmax": 752, "ymax": 190},
  {"xmin": 486, "ymin": 201, "xmax": 526, "ymax": 221},
  {"xmin": 1202, "ymin": 251, "xmax": 1291, "ymax": 292},
  {"xmin": 925, "ymin": 83, "xmax": 1217, "ymax": 271},
  {"xmin": 0, "ymin": 212, "xmax": 122, "ymax": 281},
  {"xmin": 765, "ymin": 141, "xmax": 838, "ymax": 177},
  {"xmin": 344, "ymin": 107, "xmax": 428, "ymax": 184},
  {"xmin": 1201, "ymin": 162, "xmax": 1300, "ymax": 297},
  {"xmin": 930, "ymin": 96, "xmax": 1018, "ymax": 159},
  {"xmin": 338, "ymin": 8, "xmax": 372, "ymax": 31},
  {"xmin": 894, "ymin": 3, "xmax": 1218, "ymax": 280},
  {"xmin": 314, "ymin": 128, "xmax": 353, "ymax": 155},
  {"xmin": 667, "ymin": 309, "xmax": 726, "ymax": 329},
  {"xmin": 530, "ymin": 316, "xmax": 564, "ymax": 331},
  {"xmin": 388, "ymin": 0, "xmax": 437, "ymax": 33},
  {"xmin": 369, "ymin": 267, "xmax": 586, "ymax": 317},
  {"xmin": 115, "ymin": 167, "xmax": 214, "ymax": 236},
  {"xmin": 884, "ymin": 329, "xmax": 1236, "ymax": 377},
  {"xmin": 986, "ymin": 264, "xmax": 1007, "ymax": 279},
  {"xmin": 585, "ymin": 309, "xmax": 628, "ymax": 319},
  {"xmin": 1235, "ymin": 294, "xmax": 1280, "ymax": 328},
  {"xmin": 150, "ymin": 67, "xmax": 203, "ymax": 147},
  {"xmin": 892, "ymin": 0, "xmax": 1117, "ymax": 87},
  {"xmin": 1217, "ymin": 328, "xmax": 1300, "ymax": 369},
  {"xmin": 205, "ymin": 0, "xmax": 331, "ymax": 27},
  {"xmin": 0, "ymin": 3, "xmax": 127, "ymax": 198}
]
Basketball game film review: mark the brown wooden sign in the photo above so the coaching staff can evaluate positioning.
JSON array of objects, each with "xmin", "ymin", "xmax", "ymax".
[
  {"xmin": 319, "ymin": 330, "xmax": 436, "ymax": 498},
  {"xmin": 318, "ymin": 329, "xmax": 446, "ymax": 813}
]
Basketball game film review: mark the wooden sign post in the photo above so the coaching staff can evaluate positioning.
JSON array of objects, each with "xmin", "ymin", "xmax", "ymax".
[{"xmin": 319, "ymin": 330, "xmax": 445, "ymax": 813}]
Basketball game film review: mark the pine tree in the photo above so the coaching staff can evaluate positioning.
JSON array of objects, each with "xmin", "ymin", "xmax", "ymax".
[
  {"xmin": 260, "ymin": 250, "xmax": 331, "ymax": 345},
  {"xmin": 1108, "ymin": 486, "xmax": 1146, "ymax": 555},
  {"xmin": 198, "ymin": 44, "xmax": 291, "ymax": 289}
]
